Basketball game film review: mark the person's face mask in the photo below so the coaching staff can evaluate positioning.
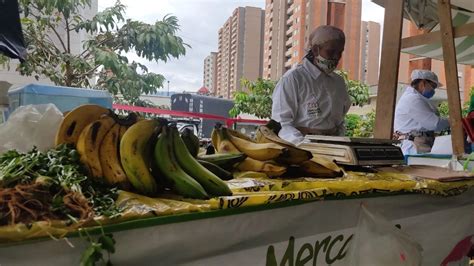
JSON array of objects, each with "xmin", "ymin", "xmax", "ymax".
[
  {"xmin": 313, "ymin": 46, "xmax": 340, "ymax": 74},
  {"xmin": 421, "ymin": 81, "xmax": 436, "ymax": 99},
  {"xmin": 315, "ymin": 54, "xmax": 338, "ymax": 74}
]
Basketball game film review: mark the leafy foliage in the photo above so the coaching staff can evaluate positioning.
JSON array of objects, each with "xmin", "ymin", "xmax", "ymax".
[
  {"xmin": 437, "ymin": 86, "xmax": 474, "ymax": 118},
  {"xmin": 345, "ymin": 111, "xmax": 376, "ymax": 137},
  {"xmin": 344, "ymin": 114, "xmax": 361, "ymax": 137},
  {"xmin": 80, "ymin": 232, "xmax": 116, "ymax": 266},
  {"xmin": 353, "ymin": 111, "xmax": 376, "ymax": 137},
  {"xmin": 229, "ymin": 79, "xmax": 276, "ymax": 119},
  {"xmin": 4, "ymin": 0, "xmax": 188, "ymax": 104},
  {"xmin": 336, "ymin": 70, "xmax": 370, "ymax": 107}
]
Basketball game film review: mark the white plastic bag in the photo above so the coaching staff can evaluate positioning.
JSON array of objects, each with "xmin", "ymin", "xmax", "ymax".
[
  {"xmin": 347, "ymin": 204, "xmax": 423, "ymax": 266},
  {"xmin": 0, "ymin": 104, "xmax": 63, "ymax": 154}
]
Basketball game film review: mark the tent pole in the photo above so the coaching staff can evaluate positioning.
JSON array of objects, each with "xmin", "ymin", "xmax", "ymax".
[
  {"xmin": 374, "ymin": 0, "xmax": 404, "ymax": 139},
  {"xmin": 438, "ymin": 0, "xmax": 464, "ymax": 156}
]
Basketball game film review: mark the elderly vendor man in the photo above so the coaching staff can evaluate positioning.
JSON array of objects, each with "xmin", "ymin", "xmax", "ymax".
[{"xmin": 271, "ymin": 25, "xmax": 352, "ymax": 145}]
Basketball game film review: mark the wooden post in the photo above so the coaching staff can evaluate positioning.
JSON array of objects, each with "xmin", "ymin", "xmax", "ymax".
[
  {"xmin": 438, "ymin": 0, "xmax": 464, "ymax": 156},
  {"xmin": 374, "ymin": 0, "xmax": 404, "ymax": 139}
]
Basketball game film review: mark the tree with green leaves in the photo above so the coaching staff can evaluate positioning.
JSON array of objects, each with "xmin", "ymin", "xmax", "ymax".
[
  {"xmin": 336, "ymin": 70, "xmax": 370, "ymax": 107},
  {"xmin": 1, "ymin": 0, "xmax": 188, "ymax": 104},
  {"xmin": 345, "ymin": 114, "xmax": 361, "ymax": 137},
  {"xmin": 229, "ymin": 78, "xmax": 276, "ymax": 119},
  {"xmin": 352, "ymin": 110, "xmax": 376, "ymax": 137}
]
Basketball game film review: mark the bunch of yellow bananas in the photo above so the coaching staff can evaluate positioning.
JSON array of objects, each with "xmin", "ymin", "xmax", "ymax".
[
  {"xmin": 211, "ymin": 123, "xmax": 343, "ymax": 178},
  {"xmin": 55, "ymin": 104, "xmax": 139, "ymax": 190}
]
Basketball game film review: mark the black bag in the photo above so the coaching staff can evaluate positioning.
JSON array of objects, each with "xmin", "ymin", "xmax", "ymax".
[{"xmin": 0, "ymin": 0, "xmax": 26, "ymax": 61}]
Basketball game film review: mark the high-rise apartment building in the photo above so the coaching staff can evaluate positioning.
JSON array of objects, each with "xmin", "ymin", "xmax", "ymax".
[
  {"xmin": 359, "ymin": 21, "xmax": 381, "ymax": 86},
  {"xmin": 263, "ymin": 0, "xmax": 362, "ymax": 80},
  {"xmin": 215, "ymin": 6, "xmax": 264, "ymax": 99},
  {"xmin": 203, "ymin": 52, "xmax": 218, "ymax": 94}
]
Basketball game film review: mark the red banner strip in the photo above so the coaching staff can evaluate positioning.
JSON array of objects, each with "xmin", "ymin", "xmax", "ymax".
[{"xmin": 112, "ymin": 104, "xmax": 267, "ymax": 127}]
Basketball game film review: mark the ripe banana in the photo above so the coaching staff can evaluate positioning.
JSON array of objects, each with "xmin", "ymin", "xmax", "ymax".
[
  {"xmin": 300, "ymin": 157, "xmax": 343, "ymax": 178},
  {"xmin": 99, "ymin": 123, "xmax": 130, "ymax": 189},
  {"xmin": 171, "ymin": 127, "xmax": 232, "ymax": 196},
  {"xmin": 237, "ymin": 158, "xmax": 287, "ymax": 177},
  {"xmin": 255, "ymin": 125, "xmax": 312, "ymax": 165},
  {"xmin": 55, "ymin": 104, "xmax": 111, "ymax": 147},
  {"xmin": 225, "ymin": 127, "xmax": 288, "ymax": 161},
  {"xmin": 211, "ymin": 127, "xmax": 240, "ymax": 153},
  {"xmin": 76, "ymin": 115, "xmax": 116, "ymax": 178},
  {"xmin": 119, "ymin": 125, "xmax": 128, "ymax": 139},
  {"xmin": 154, "ymin": 126, "xmax": 209, "ymax": 199},
  {"xmin": 197, "ymin": 152, "xmax": 247, "ymax": 170},
  {"xmin": 197, "ymin": 160, "xmax": 233, "ymax": 181},
  {"xmin": 225, "ymin": 127, "xmax": 254, "ymax": 142},
  {"xmin": 181, "ymin": 128, "xmax": 200, "ymax": 157},
  {"xmin": 120, "ymin": 119, "xmax": 160, "ymax": 195}
]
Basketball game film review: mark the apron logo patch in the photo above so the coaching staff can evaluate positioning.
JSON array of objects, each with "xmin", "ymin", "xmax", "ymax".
[{"xmin": 307, "ymin": 101, "xmax": 321, "ymax": 117}]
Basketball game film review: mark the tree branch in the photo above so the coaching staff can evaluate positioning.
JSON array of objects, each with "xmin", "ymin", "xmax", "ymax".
[
  {"xmin": 66, "ymin": 19, "xmax": 71, "ymax": 53},
  {"xmin": 48, "ymin": 24, "xmax": 68, "ymax": 53}
]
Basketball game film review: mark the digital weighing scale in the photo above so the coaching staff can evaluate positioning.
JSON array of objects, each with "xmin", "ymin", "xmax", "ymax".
[{"xmin": 298, "ymin": 135, "xmax": 405, "ymax": 166}]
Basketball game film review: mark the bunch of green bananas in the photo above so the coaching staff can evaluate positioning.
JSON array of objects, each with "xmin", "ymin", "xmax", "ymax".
[
  {"xmin": 119, "ymin": 119, "xmax": 232, "ymax": 198},
  {"xmin": 153, "ymin": 125, "xmax": 232, "ymax": 199}
]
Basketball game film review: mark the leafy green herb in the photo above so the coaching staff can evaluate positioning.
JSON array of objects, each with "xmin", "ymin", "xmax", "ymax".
[
  {"xmin": 79, "ymin": 229, "xmax": 116, "ymax": 266},
  {"xmin": 0, "ymin": 145, "xmax": 122, "ymax": 220}
]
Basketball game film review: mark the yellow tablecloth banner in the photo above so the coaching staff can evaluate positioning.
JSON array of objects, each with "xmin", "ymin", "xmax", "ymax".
[{"xmin": 1, "ymin": 171, "xmax": 473, "ymax": 243}]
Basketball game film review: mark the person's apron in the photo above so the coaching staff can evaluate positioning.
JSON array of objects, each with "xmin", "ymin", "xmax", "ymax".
[
  {"xmin": 411, "ymin": 136, "xmax": 435, "ymax": 153},
  {"xmin": 296, "ymin": 126, "xmax": 339, "ymax": 136},
  {"xmin": 394, "ymin": 131, "xmax": 435, "ymax": 155}
]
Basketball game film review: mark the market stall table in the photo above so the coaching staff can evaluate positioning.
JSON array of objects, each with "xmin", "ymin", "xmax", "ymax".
[{"xmin": 0, "ymin": 172, "xmax": 472, "ymax": 265}]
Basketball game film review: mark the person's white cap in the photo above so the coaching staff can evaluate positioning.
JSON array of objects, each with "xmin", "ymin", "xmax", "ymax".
[{"xmin": 411, "ymin": 69, "xmax": 442, "ymax": 87}]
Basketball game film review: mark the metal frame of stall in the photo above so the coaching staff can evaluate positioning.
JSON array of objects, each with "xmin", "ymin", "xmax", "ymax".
[{"xmin": 373, "ymin": 0, "xmax": 474, "ymax": 156}]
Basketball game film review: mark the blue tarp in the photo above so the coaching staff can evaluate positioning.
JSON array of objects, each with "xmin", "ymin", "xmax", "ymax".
[{"xmin": 8, "ymin": 84, "xmax": 112, "ymax": 113}]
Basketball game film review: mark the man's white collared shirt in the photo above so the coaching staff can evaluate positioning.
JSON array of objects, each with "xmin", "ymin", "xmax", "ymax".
[{"xmin": 271, "ymin": 58, "xmax": 351, "ymax": 144}]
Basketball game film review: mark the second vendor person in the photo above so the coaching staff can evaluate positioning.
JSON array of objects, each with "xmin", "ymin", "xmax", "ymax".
[{"xmin": 394, "ymin": 69, "xmax": 450, "ymax": 155}]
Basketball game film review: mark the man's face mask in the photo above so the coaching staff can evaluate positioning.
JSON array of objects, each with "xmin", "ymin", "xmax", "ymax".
[
  {"xmin": 314, "ymin": 46, "xmax": 339, "ymax": 74},
  {"xmin": 315, "ymin": 55, "xmax": 338, "ymax": 74}
]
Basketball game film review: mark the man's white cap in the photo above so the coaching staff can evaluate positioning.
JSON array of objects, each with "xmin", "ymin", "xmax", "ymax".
[{"xmin": 411, "ymin": 69, "xmax": 442, "ymax": 87}]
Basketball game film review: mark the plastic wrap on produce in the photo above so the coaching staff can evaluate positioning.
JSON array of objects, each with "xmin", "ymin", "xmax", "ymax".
[
  {"xmin": 225, "ymin": 171, "xmax": 474, "ymax": 198},
  {"xmin": 0, "ymin": 221, "xmax": 72, "ymax": 243},
  {"xmin": 0, "ymin": 104, "xmax": 63, "ymax": 154},
  {"xmin": 110, "ymin": 191, "xmax": 212, "ymax": 222}
]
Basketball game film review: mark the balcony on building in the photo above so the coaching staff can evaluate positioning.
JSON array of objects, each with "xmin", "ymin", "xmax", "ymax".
[
  {"xmin": 287, "ymin": 5, "xmax": 294, "ymax": 15},
  {"xmin": 286, "ymin": 27, "xmax": 294, "ymax": 37}
]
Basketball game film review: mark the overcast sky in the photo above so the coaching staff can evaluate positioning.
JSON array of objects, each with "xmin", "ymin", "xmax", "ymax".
[{"xmin": 98, "ymin": 0, "xmax": 385, "ymax": 93}]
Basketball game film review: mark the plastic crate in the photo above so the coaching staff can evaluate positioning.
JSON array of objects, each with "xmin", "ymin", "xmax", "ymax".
[{"xmin": 8, "ymin": 84, "xmax": 112, "ymax": 113}]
